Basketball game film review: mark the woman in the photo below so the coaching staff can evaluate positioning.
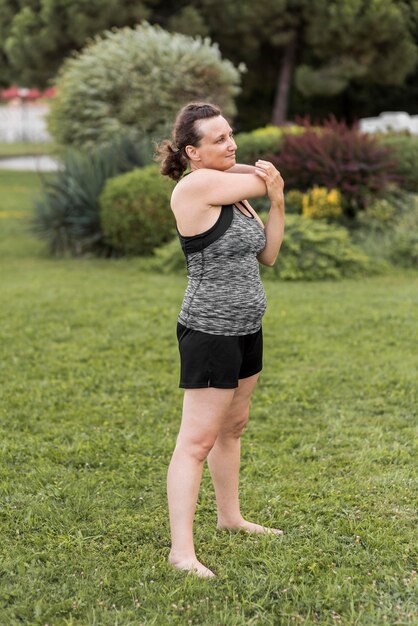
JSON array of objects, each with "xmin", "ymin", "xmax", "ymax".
[{"xmin": 158, "ymin": 102, "xmax": 285, "ymax": 578}]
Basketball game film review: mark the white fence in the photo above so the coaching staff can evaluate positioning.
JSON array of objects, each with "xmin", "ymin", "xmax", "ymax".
[
  {"xmin": 0, "ymin": 103, "xmax": 52, "ymax": 142},
  {"xmin": 1, "ymin": 104, "xmax": 417, "ymax": 143},
  {"xmin": 359, "ymin": 111, "xmax": 418, "ymax": 135}
]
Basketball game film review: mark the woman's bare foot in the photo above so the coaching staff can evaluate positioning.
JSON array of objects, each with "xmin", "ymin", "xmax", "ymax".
[
  {"xmin": 217, "ymin": 519, "xmax": 284, "ymax": 535},
  {"xmin": 169, "ymin": 553, "xmax": 216, "ymax": 577}
]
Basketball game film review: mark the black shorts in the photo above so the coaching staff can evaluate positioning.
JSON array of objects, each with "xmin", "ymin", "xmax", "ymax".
[{"xmin": 176, "ymin": 322, "xmax": 263, "ymax": 389}]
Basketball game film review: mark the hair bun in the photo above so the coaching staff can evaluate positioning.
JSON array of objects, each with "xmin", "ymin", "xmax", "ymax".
[{"xmin": 157, "ymin": 101, "xmax": 221, "ymax": 181}]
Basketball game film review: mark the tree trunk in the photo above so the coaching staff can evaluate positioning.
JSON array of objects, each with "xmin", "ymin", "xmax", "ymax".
[{"xmin": 271, "ymin": 35, "xmax": 297, "ymax": 126}]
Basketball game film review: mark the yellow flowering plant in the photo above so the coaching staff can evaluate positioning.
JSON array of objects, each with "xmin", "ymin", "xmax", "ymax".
[{"xmin": 302, "ymin": 186, "xmax": 343, "ymax": 220}]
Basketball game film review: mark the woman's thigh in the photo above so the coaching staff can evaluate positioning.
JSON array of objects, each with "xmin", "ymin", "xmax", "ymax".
[
  {"xmin": 176, "ymin": 387, "xmax": 236, "ymax": 447},
  {"xmin": 231, "ymin": 372, "xmax": 260, "ymax": 417},
  {"xmin": 215, "ymin": 372, "xmax": 260, "ymax": 436}
]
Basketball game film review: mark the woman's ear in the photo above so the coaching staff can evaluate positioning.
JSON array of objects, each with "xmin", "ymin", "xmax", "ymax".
[{"xmin": 185, "ymin": 144, "xmax": 201, "ymax": 161}]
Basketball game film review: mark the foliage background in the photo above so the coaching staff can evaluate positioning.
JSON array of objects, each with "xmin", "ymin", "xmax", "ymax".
[{"xmin": 1, "ymin": 0, "xmax": 418, "ymax": 129}]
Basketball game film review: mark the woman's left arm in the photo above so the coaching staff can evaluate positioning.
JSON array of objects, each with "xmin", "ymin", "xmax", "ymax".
[
  {"xmin": 254, "ymin": 160, "xmax": 285, "ymax": 267},
  {"xmin": 225, "ymin": 163, "xmax": 257, "ymax": 174}
]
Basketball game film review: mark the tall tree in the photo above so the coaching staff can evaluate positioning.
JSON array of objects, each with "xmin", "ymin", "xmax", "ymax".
[
  {"xmin": 294, "ymin": 1, "xmax": 417, "ymax": 97},
  {"xmin": 0, "ymin": 0, "xmax": 155, "ymax": 87},
  {"xmin": 1, "ymin": 0, "xmax": 417, "ymax": 127},
  {"xmin": 155, "ymin": 0, "xmax": 418, "ymax": 125}
]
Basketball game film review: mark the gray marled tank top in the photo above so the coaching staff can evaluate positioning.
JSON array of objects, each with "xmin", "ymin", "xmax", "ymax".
[{"xmin": 177, "ymin": 203, "xmax": 267, "ymax": 335}]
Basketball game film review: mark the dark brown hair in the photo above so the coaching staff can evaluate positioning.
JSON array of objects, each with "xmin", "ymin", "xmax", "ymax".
[{"xmin": 157, "ymin": 102, "xmax": 221, "ymax": 181}]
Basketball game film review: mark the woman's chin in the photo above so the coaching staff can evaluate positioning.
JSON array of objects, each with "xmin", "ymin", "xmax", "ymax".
[{"xmin": 223, "ymin": 156, "xmax": 236, "ymax": 169}]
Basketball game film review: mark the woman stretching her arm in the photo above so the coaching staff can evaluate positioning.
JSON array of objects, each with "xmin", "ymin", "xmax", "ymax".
[{"xmin": 158, "ymin": 102, "xmax": 285, "ymax": 578}]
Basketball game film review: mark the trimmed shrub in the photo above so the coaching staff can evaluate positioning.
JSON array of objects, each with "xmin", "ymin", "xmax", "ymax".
[
  {"xmin": 151, "ymin": 213, "xmax": 374, "ymax": 281},
  {"xmin": 377, "ymin": 133, "xmax": 418, "ymax": 193},
  {"xmin": 284, "ymin": 189, "xmax": 304, "ymax": 214},
  {"xmin": 389, "ymin": 214, "xmax": 418, "ymax": 268},
  {"xmin": 100, "ymin": 165, "xmax": 175, "ymax": 255},
  {"xmin": 235, "ymin": 126, "xmax": 283, "ymax": 164},
  {"xmin": 353, "ymin": 192, "xmax": 418, "ymax": 268},
  {"xmin": 32, "ymin": 135, "xmax": 150, "ymax": 257},
  {"xmin": 271, "ymin": 118, "xmax": 398, "ymax": 216},
  {"xmin": 48, "ymin": 22, "xmax": 242, "ymax": 149},
  {"xmin": 149, "ymin": 237, "xmax": 186, "ymax": 274},
  {"xmin": 362, "ymin": 198, "xmax": 397, "ymax": 225},
  {"xmin": 246, "ymin": 196, "xmax": 271, "ymax": 214},
  {"xmin": 261, "ymin": 214, "xmax": 374, "ymax": 281},
  {"xmin": 302, "ymin": 187, "xmax": 343, "ymax": 220},
  {"xmin": 150, "ymin": 194, "xmax": 418, "ymax": 277},
  {"xmin": 235, "ymin": 125, "xmax": 304, "ymax": 165}
]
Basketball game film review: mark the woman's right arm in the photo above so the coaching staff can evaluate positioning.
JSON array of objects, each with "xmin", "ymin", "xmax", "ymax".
[{"xmin": 179, "ymin": 168, "xmax": 267, "ymax": 206}]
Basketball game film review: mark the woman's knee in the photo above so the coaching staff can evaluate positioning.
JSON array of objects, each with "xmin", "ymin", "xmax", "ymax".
[
  {"xmin": 175, "ymin": 433, "xmax": 218, "ymax": 462},
  {"xmin": 222, "ymin": 409, "xmax": 250, "ymax": 438}
]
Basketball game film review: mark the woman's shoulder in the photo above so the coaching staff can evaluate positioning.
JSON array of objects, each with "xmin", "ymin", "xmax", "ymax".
[
  {"xmin": 176, "ymin": 168, "xmax": 217, "ymax": 189},
  {"xmin": 171, "ymin": 169, "xmax": 214, "ymax": 207}
]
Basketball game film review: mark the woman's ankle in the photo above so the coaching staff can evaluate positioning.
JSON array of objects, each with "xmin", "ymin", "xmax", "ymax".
[
  {"xmin": 168, "ymin": 554, "xmax": 216, "ymax": 577},
  {"xmin": 169, "ymin": 549, "xmax": 197, "ymax": 564},
  {"xmin": 217, "ymin": 514, "xmax": 244, "ymax": 528}
]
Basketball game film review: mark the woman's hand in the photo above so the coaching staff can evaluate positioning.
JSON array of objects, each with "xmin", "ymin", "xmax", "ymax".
[{"xmin": 254, "ymin": 160, "xmax": 284, "ymax": 206}]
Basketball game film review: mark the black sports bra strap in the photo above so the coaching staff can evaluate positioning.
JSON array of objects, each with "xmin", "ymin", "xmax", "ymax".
[
  {"xmin": 235, "ymin": 201, "xmax": 254, "ymax": 219},
  {"xmin": 178, "ymin": 205, "xmax": 234, "ymax": 255}
]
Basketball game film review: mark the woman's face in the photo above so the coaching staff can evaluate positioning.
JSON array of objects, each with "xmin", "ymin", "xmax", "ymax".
[{"xmin": 187, "ymin": 115, "xmax": 237, "ymax": 170}]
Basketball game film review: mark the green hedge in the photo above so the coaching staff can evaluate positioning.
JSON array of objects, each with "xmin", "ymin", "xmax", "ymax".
[
  {"xmin": 148, "ymin": 237, "xmax": 187, "ymax": 273},
  {"xmin": 353, "ymin": 193, "xmax": 418, "ymax": 269},
  {"xmin": 99, "ymin": 165, "xmax": 175, "ymax": 255},
  {"xmin": 377, "ymin": 134, "xmax": 418, "ymax": 193},
  {"xmin": 235, "ymin": 125, "xmax": 304, "ymax": 164},
  {"xmin": 389, "ymin": 217, "xmax": 418, "ymax": 267},
  {"xmin": 150, "ymin": 213, "xmax": 375, "ymax": 281},
  {"xmin": 261, "ymin": 214, "xmax": 374, "ymax": 280}
]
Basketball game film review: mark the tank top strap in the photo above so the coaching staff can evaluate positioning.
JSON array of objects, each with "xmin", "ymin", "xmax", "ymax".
[
  {"xmin": 234, "ymin": 200, "xmax": 255, "ymax": 219},
  {"xmin": 177, "ymin": 204, "xmax": 234, "ymax": 255}
]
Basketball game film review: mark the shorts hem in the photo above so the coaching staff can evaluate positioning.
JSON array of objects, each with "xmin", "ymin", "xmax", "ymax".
[
  {"xmin": 239, "ymin": 366, "xmax": 262, "ymax": 380},
  {"xmin": 179, "ymin": 381, "xmax": 238, "ymax": 389}
]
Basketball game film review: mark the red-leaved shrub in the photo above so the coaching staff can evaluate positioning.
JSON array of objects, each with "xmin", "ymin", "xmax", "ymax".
[{"xmin": 271, "ymin": 117, "xmax": 398, "ymax": 216}]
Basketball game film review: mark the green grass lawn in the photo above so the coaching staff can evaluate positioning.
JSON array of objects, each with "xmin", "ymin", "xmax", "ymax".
[
  {"xmin": 0, "ymin": 172, "xmax": 417, "ymax": 625},
  {"xmin": 0, "ymin": 142, "xmax": 55, "ymax": 158}
]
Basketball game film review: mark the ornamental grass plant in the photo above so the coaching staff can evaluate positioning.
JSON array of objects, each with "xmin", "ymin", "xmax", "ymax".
[{"xmin": 32, "ymin": 135, "xmax": 151, "ymax": 257}]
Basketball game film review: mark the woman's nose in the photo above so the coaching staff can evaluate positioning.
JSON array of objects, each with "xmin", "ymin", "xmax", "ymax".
[{"xmin": 229, "ymin": 137, "xmax": 237, "ymax": 150}]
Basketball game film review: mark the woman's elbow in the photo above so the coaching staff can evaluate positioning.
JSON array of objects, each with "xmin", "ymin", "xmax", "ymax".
[{"xmin": 258, "ymin": 254, "xmax": 277, "ymax": 267}]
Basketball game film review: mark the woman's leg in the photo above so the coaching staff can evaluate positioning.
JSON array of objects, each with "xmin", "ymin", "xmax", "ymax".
[
  {"xmin": 207, "ymin": 373, "xmax": 283, "ymax": 535},
  {"xmin": 167, "ymin": 386, "xmax": 235, "ymax": 576}
]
